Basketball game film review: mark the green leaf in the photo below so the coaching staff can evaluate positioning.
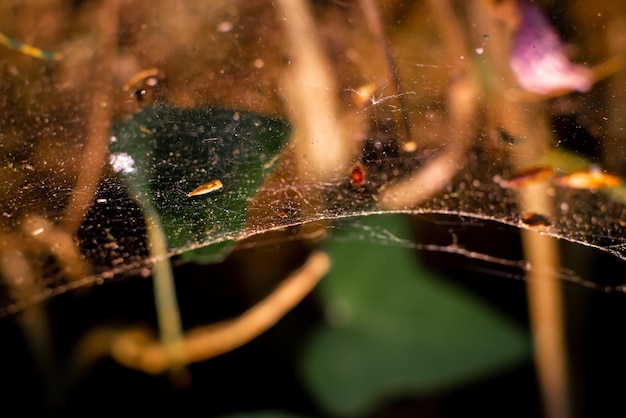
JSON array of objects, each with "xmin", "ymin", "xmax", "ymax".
[
  {"xmin": 110, "ymin": 105, "xmax": 290, "ymax": 262},
  {"xmin": 299, "ymin": 214, "xmax": 530, "ymax": 416}
]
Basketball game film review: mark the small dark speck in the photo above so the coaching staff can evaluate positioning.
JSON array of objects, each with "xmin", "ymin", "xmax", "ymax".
[{"xmin": 520, "ymin": 212, "xmax": 552, "ymax": 227}]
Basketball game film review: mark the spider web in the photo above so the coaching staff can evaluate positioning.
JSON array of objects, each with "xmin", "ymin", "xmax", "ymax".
[{"xmin": 1, "ymin": 0, "xmax": 626, "ymax": 318}]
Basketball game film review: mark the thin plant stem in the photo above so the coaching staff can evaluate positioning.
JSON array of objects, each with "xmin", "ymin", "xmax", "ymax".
[
  {"xmin": 110, "ymin": 251, "xmax": 330, "ymax": 374},
  {"xmin": 521, "ymin": 227, "xmax": 571, "ymax": 418},
  {"xmin": 358, "ymin": 0, "xmax": 414, "ymax": 150},
  {"xmin": 60, "ymin": 0, "xmax": 120, "ymax": 234},
  {"xmin": 379, "ymin": 78, "xmax": 478, "ymax": 209},
  {"xmin": 512, "ymin": 115, "xmax": 572, "ymax": 418},
  {"xmin": 276, "ymin": 0, "xmax": 353, "ymax": 181},
  {"xmin": 466, "ymin": 2, "xmax": 573, "ymax": 413},
  {"xmin": 378, "ymin": 0, "xmax": 478, "ymax": 210},
  {"xmin": 144, "ymin": 206, "xmax": 185, "ymax": 372}
]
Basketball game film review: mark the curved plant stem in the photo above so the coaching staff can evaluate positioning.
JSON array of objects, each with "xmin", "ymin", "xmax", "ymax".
[
  {"xmin": 110, "ymin": 251, "xmax": 330, "ymax": 374},
  {"xmin": 379, "ymin": 78, "xmax": 478, "ymax": 209}
]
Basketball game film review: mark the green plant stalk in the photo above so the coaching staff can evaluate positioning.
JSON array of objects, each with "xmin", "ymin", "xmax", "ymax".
[{"xmin": 145, "ymin": 205, "xmax": 185, "ymax": 371}]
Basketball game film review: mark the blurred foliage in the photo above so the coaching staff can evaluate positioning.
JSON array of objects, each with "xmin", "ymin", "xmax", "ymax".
[{"xmin": 300, "ymin": 214, "xmax": 530, "ymax": 415}]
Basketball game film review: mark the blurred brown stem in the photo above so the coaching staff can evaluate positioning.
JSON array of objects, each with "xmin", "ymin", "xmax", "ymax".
[
  {"xmin": 358, "ymin": 0, "xmax": 413, "ymax": 149},
  {"xmin": 472, "ymin": 1, "xmax": 573, "ymax": 414},
  {"xmin": 511, "ymin": 108, "xmax": 572, "ymax": 418},
  {"xmin": 60, "ymin": 0, "xmax": 120, "ymax": 234},
  {"xmin": 379, "ymin": 0, "xmax": 477, "ymax": 210},
  {"xmin": 110, "ymin": 250, "xmax": 330, "ymax": 374},
  {"xmin": 379, "ymin": 78, "xmax": 478, "ymax": 209},
  {"xmin": 277, "ymin": 0, "xmax": 353, "ymax": 181}
]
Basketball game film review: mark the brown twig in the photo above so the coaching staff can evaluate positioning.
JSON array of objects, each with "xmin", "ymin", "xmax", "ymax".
[{"xmin": 110, "ymin": 250, "xmax": 330, "ymax": 374}]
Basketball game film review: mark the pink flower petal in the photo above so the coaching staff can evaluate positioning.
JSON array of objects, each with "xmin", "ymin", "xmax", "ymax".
[{"xmin": 509, "ymin": 1, "xmax": 593, "ymax": 95}]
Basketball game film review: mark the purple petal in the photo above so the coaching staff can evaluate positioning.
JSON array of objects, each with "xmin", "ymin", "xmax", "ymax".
[{"xmin": 509, "ymin": 1, "xmax": 592, "ymax": 95}]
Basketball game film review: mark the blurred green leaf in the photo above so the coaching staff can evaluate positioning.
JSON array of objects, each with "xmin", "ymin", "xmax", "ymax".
[
  {"xmin": 299, "ymin": 214, "xmax": 530, "ymax": 416},
  {"xmin": 110, "ymin": 105, "xmax": 290, "ymax": 262},
  {"xmin": 540, "ymin": 149, "xmax": 595, "ymax": 172}
]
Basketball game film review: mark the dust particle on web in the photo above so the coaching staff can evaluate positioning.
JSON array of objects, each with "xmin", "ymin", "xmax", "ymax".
[{"xmin": 110, "ymin": 152, "xmax": 137, "ymax": 174}]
